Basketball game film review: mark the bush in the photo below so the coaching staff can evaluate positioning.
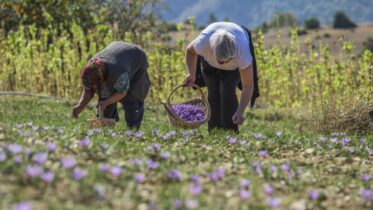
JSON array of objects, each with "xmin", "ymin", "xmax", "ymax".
[
  {"xmin": 304, "ymin": 18, "xmax": 320, "ymax": 30},
  {"xmin": 363, "ymin": 37, "xmax": 373, "ymax": 52},
  {"xmin": 323, "ymin": 33, "xmax": 331, "ymax": 38},
  {"xmin": 333, "ymin": 11, "xmax": 357, "ymax": 29}
]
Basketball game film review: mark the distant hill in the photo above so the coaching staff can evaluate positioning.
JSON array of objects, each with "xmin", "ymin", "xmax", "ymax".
[{"xmin": 161, "ymin": 0, "xmax": 373, "ymax": 29}]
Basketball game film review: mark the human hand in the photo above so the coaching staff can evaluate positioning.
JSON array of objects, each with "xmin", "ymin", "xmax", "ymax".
[
  {"xmin": 96, "ymin": 101, "xmax": 108, "ymax": 116},
  {"xmin": 232, "ymin": 110, "xmax": 245, "ymax": 125},
  {"xmin": 71, "ymin": 105, "xmax": 84, "ymax": 118},
  {"xmin": 183, "ymin": 74, "xmax": 196, "ymax": 87}
]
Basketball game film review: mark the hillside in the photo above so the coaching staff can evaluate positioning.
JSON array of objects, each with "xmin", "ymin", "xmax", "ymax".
[{"xmin": 161, "ymin": 0, "xmax": 373, "ymax": 28}]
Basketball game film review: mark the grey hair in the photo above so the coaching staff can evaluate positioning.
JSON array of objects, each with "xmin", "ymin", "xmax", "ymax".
[{"xmin": 210, "ymin": 30, "xmax": 237, "ymax": 62}]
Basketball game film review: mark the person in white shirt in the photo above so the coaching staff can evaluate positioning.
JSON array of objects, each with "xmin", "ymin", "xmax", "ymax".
[{"xmin": 183, "ymin": 22, "xmax": 255, "ymax": 133}]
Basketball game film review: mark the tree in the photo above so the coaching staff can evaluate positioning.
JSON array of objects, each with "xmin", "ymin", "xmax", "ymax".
[
  {"xmin": 333, "ymin": 11, "xmax": 356, "ymax": 29},
  {"xmin": 269, "ymin": 12, "xmax": 297, "ymax": 28},
  {"xmin": 208, "ymin": 13, "xmax": 218, "ymax": 24},
  {"xmin": 304, "ymin": 18, "xmax": 320, "ymax": 30}
]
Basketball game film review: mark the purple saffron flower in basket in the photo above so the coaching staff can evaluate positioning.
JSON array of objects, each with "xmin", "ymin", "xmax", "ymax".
[{"xmin": 172, "ymin": 104, "xmax": 206, "ymax": 122}]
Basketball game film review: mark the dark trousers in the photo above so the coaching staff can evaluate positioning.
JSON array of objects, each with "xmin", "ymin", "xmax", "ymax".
[
  {"xmin": 201, "ymin": 61, "xmax": 240, "ymax": 133},
  {"xmin": 98, "ymin": 94, "xmax": 144, "ymax": 130}
]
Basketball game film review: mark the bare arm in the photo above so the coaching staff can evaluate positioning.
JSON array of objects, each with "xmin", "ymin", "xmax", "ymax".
[
  {"xmin": 98, "ymin": 92, "xmax": 127, "ymax": 113},
  {"xmin": 183, "ymin": 40, "xmax": 198, "ymax": 87},
  {"xmin": 232, "ymin": 64, "xmax": 254, "ymax": 124},
  {"xmin": 71, "ymin": 89, "xmax": 95, "ymax": 118}
]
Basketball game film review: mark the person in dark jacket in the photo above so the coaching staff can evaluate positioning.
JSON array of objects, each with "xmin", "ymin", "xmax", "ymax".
[
  {"xmin": 71, "ymin": 41, "xmax": 151, "ymax": 130},
  {"xmin": 183, "ymin": 22, "xmax": 258, "ymax": 133}
]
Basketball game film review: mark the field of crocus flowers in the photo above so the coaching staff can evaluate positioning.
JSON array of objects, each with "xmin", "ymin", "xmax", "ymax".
[{"xmin": 0, "ymin": 95, "xmax": 372, "ymax": 210}]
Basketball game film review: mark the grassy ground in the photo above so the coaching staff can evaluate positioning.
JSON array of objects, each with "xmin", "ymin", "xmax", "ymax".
[{"xmin": 0, "ymin": 95, "xmax": 372, "ymax": 210}]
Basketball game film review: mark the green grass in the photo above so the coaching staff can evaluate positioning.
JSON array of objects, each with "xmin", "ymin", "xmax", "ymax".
[{"xmin": 0, "ymin": 96, "xmax": 372, "ymax": 210}]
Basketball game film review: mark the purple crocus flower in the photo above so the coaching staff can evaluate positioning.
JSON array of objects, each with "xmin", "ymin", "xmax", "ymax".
[
  {"xmin": 266, "ymin": 197, "xmax": 281, "ymax": 208},
  {"xmin": 228, "ymin": 137, "xmax": 237, "ymax": 144},
  {"xmin": 13, "ymin": 202, "xmax": 32, "ymax": 210},
  {"xmin": 275, "ymin": 131, "xmax": 283, "ymax": 137},
  {"xmin": 319, "ymin": 136, "xmax": 328, "ymax": 142},
  {"xmin": 239, "ymin": 190, "xmax": 251, "ymax": 200},
  {"xmin": 134, "ymin": 173, "xmax": 145, "ymax": 183},
  {"xmin": 309, "ymin": 191, "xmax": 319, "ymax": 200},
  {"xmin": 147, "ymin": 159, "xmax": 159, "ymax": 170},
  {"xmin": 0, "ymin": 151, "xmax": 7, "ymax": 162},
  {"xmin": 339, "ymin": 137, "xmax": 351, "ymax": 145},
  {"xmin": 270, "ymin": 165, "xmax": 278, "ymax": 174},
  {"xmin": 330, "ymin": 138, "xmax": 338, "ymax": 143},
  {"xmin": 287, "ymin": 172, "xmax": 295, "ymax": 180},
  {"xmin": 8, "ymin": 144, "xmax": 22, "ymax": 154},
  {"xmin": 99, "ymin": 163, "xmax": 110, "ymax": 173},
  {"xmin": 360, "ymin": 188, "xmax": 373, "ymax": 201},
  {"xmin": 259, "ymin": 150, "xmax": 268, "ymax": 157},
  {"xmin": 152, "ymin": 144, "xmax": 161, "ymax": 152},
  {"xmin": 240, "ymin": 179, "xmax": 250, "ymax": 189},
  {"xmin": 366, "ymin": 147, "xmax": 373, "ymax": 154},
  {"xmin": 125, "ymin": 130, "xmax": 132, "ymax": 137},
  {"xmin": 61, "ymin": 157, "xmax": 76, "ymax": 169},
  {"xmin": 208, "ymin": 168, "xmax": 225, "ymax": 181},
  {"xmin": 173, "ymin": 200, "xmax": 183, "ymax": 209},
  {"xmin": 33, "ymin": 152, "xmax": 48, "ymax": 165},
  {"xmin": 189, "ymin": 184, "xmax": 202, "ymax": 195},
  {"xmin": 46, "ymin": 142, "xmax": 57, "ymax": 152},
  {"xmin": 361, "ymin": 174, "xmax": 371, "ymax": 182},
  {"xmin": 26, "ymin": 165, "xmax": 43, "ymax": 177},
  {"xmin": 78, "ymin": 137, "xmax": 90, "ymax": 147},
  {"xmin": 110, "ymin": 166, "xmax": 122, "ymax": 177},
  {"xmin": 281, "ymin": 163, "xmax": 290, "ymax": 172},
  {"xmin": 134, "ymin": 131, "xmax": 144, "ymax": 139},
  {"xmin": 24, "ymin": 148, "xmax": 33, "ymax": 157},
  {"xmin": 254, "ymin": 133, "xmax": 265, "ymax": 139},
  {"xmin": 160, "ymin": 152, "xmax": 171, "ymax": 159},
  {"xmin": 148, "ymin": 203, "xmax": 157, "ymax": 210},
  {"xmin": 191, "ymin": 175, "xmax": 200, "ymax": 184},
  {"xmin": 14, "ymin": 155, "xmax": 22, "ymax": 164},
  {"xmin": 41, "ymin": 171, "xmax": 54, "ymax": 183},
  {"xmin": 240, "ymin": 140, "xmax": 247, "ymax": 145},
  {"xmin": 168, "ymin": 169, "xmax": 181, "ymax": 181},
  {"xmin": 185, "ymin": 199, "xmax": 198, "ymax": 209},
  {"xmin": 263, "ymin": 184, "xmax": 273, "ymax": 195},
  {"xmin": 72, "ymin": 168, "xmax": 87, "ymax": 181}
]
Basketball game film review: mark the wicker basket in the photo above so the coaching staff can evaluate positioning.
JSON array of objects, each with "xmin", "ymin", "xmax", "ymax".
[
  {"xmin": 163, "ymin": 84, "xmax": 210, "ymax": 129},
  {"xmin": 87, "ymin": 107, "xmax": 116, "ymax": 128}
]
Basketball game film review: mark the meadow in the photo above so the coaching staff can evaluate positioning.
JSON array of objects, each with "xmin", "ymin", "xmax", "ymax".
[{"xmin": 0, "ymin": 95, "xmax": 372, "ymax": 210}]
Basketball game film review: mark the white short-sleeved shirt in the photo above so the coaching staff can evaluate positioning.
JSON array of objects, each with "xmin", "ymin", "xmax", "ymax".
[{"xmin": 194, "ymin": 22, "xmax": 252, "ymax": 70}]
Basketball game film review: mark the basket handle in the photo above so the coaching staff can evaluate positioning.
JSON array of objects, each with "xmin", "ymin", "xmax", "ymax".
[{"xmin": 167, "ymin": 84, "xmax": 207, "ymax": 105}]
